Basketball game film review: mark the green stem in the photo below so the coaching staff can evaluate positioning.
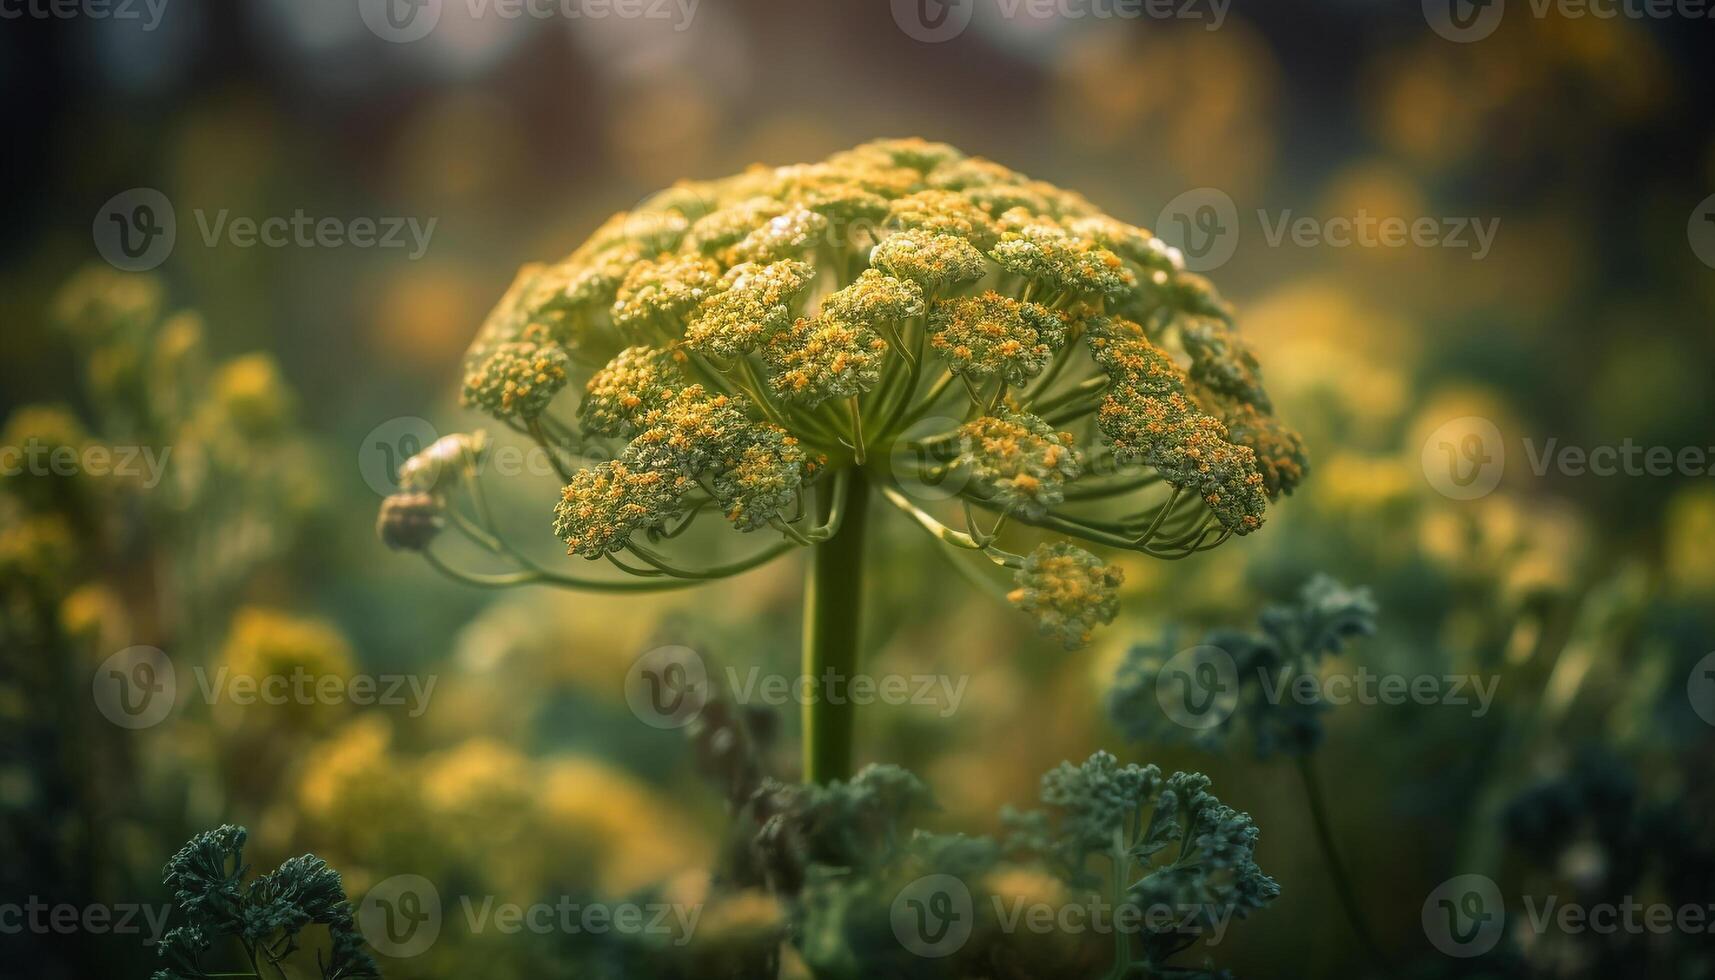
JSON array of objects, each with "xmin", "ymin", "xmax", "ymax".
[
  {"xmin": 802, "ymin": 467, "xmax": 870, "ymax": 784},
  {"xmin": 1296, "ymin": 754, "xmax": 1388, "ymax": 971}
]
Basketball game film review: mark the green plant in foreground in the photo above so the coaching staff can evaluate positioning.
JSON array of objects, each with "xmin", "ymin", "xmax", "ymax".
[
  {"xmin": 1109, "ymin": 577, "xmax": 1384, "ymax": 969},
  {"xmin": 379, "ymin": 138, "xmax": 1305, "ymax": 783},
  {"xmin": 150, "ymin": 825, "xmax": 378, "ymax": 980}
]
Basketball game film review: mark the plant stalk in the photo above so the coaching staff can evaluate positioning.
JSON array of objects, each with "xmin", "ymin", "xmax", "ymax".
[
  {"xmin": 802, "ymin": 466, "xmax": 870, "ymax": 784},
  {"xmin": 1296, "ymin": 754, "xmax": 1389, "ymax": 972}
]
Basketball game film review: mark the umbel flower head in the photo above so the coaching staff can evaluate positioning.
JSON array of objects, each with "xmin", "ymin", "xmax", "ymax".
[{"xmin": 389, "ymin": 139, "xmax": 1306, "ymax": 649}]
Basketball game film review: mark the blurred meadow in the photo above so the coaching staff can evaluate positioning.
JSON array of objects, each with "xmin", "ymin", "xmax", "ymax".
[{"xmin": 3, "ymin": 1, "xmax": 1714, "ymax": 978}]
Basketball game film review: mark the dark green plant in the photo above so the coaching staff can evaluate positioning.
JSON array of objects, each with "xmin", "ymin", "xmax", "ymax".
[
  {"xmin": 150, "ymin": 825, "xmax": 378, "ymax": 980},
  {"xmin": 1108, "ymin": 577, "xmax": 1384, "ymax": 969}
]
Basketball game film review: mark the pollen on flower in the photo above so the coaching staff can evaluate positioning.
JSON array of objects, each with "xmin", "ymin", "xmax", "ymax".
[
  {"xmin": 763, "ymin": 312, "xmax": 889, "ymax": 407},
  {"xmin": 958, "ymin": 410, "xmax": 1082, "ymax": 519},
  {"xmin": 612, "ymin": 254, "xmax": 722, "ymax": 331},
  {"xmin": 1008, "ymin": 541, "xmax": 1124, "ymax": 650},
  {"xmin": 723, "ymin": 207, "xmax": 830, "ymax": 265},
  {"xmin": 461, "ymin": 330, "xmax": 571, "ymax": 421},
  {"xmin": 578, "ymin": 345, "xmax": 685, "ymax": 437},
  {"xmin": 929, "ymin": 291, "xmax": 1067, "ymax": 386},
  {"xmin": 684, "ymin": 260, "xmax": 817, "ymax": 359},
  {"xmin": 870, "ymin": 232, "xmax": 989, "ymax": 291},
  {"xmin": 553, "ymin": 460, "xmax": 691, "ymax": 559},
  {"xmin": 713, "ymin": 426, "xmax": 807, "ymax": 532},
  {"xmin": 628, "ymin": 385, "xmax": 755, "ymax": 476},
  {"xmin": 990, "ymin": 211, "xmax": 1136, "ymax": 301}
]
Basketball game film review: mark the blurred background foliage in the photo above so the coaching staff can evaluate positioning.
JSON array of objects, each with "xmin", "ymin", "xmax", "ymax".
[{"xmin": 2, "ymin": 1, "xmax": 1713, "ymax": 978}]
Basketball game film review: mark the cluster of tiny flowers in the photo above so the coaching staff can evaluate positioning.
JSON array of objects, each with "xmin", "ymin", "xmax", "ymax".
[
  {"xmin": 957, "ymin": 409, "xmax": 1082, "ymax": 519},
  {"xmin": 461, "ymin": 326, "xmax": 570, "ymax": 421},
  {"xmin": 1008, "ymin": 542, "xmax": 1125, "ymax": 649},
  {"xmin": 430, "ymin": 138, "xmax": 1303, "ymax": 644}
]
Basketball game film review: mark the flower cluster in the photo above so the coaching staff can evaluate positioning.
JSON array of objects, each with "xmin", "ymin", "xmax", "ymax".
[
  {"xmin": 1008, "ymin": 542, "xmax": 1125, "ymax": 649},
  {"xmin": 395, "ymin": 139, "xmax": 1304, "ymax": 649}
]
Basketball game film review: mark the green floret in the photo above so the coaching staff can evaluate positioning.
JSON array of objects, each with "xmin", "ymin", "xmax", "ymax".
[
  {"xmin": 152, "ymin": 824, "xmax": 378, "ymax": 980},
  {"xmin": 884, "ymin": 189, "xmax": 999, "ymax": 247},
  {"xmin": 1007, "ymin": 541, "xmax": 1124, "ymax": 649},
  {"xmin": 553, "ymin": 459, "xmax": 691, "ymax": 559},
  {"xmin": 1067, "ymin": 214, "xmax": 1178, "ymax": 273},
  {"xmin": 870, "ymin": 232, "xmax": 989, "ymax": 291},
  {"xmin": 611, "ymin": 254, "xmax": 721, "ymax": 332},
  {"xmin": 957, "ymin": 410, "xmax": 1082, "ymax": 519},
  {"xmin": 577, "ymin": 345, "xmax": 684, "ymax": 437},
  {"xmin": 466, "ymin": 262, "xmax": 580, "ymax": 360},
  {"xmin": 684, "ymin": 261, "xmax": 816, "ymax": 359},
  {"xmin": 1179, "ymin": 315, "xmax": 1272, "ymax": 411},
  {"xmin": 763, "ymin": 312, "xmax": 890, "ymax": 407},
  {"xmin": 842, "ymin": 136, "xmax": 966, "ymax": 173},
  {"xmin": 965, "ymin": 182, "xmax": 1057, "ymax": 218},
  {"xmin": 780, "ymin": 175, "xmax": 891, "ymax": 224},
  {"xmin": 1083, "ymin": 316, "xmax": 1184, "ymax": 392},
  {"xmin": 684, "ymin": 197, "xmax": 788, "ymax": 256},
  {"xmin": 990, "ymin": 215, "xmax": 1136, "ymax": 301},
  {"xmin": 1110, "ymin": 576, "xmax": 1376, "ymax": 757},
  {"xmin": 713, "ymin": 425, "xmax": 808, "ymax": 531},
  {"xmin": 928, "ymin": 291, "xmax": 1067, "ymax": 386},
  {"xmin": 581, "ymin": 208, "xmax": 689, "ymax": 256},
  {"xmin": 460, "ymin": 332, "xmax": 570, "ymax": 421},
  {"xmin": 1220, "ymin": 400, "xmax": 1309, "ymax": 499},
  {"xmin": 821, "ymin": 268, "xmax": 925, "ymax": 327},
  {"xmin": 1006, "ymin": 752, "xmax": 1279, "ymax": 964},
  {"xmin": 724, "ymin": 207, "xmax": 831, "ymax": 265},
  {"xmin": 1096, "ymin": 386, "xmax": 1269, "ymax": 535},
  {"xmin": 627, "ymin": 385, "xmax": 755, "ymax": 476},
  {"xmin": 925, "ymin": 156, "xmax": 1028, "ymax": 191}
]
